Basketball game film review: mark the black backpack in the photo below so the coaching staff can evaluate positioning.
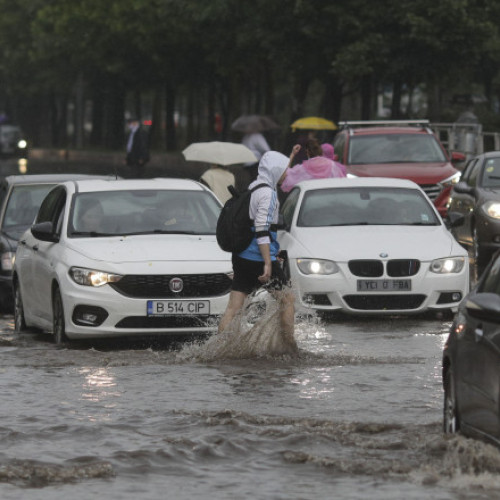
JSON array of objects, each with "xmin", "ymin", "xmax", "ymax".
[{"xmin": 216, "ymin": 183, "xmax": 268, "ymax": 253}]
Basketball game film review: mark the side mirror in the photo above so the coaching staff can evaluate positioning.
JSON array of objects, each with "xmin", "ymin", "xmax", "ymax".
[
  {"xmin": 451, "ymin": 151, "xmax": 466, "ymax": 163},
  {"xmin": 465, "ymin": 293, "xmax": 500, "ymax": 324},
  {"xmin": 31, "ymin": 221, "xmax": 58, "ymax": 243},
  {"xmin": 447, "ymin": 211, "xmax": 465, "ymax": 228},
  {"xmin": 452, "ymin": 181, "xmax": 474, "ymax": 195}
]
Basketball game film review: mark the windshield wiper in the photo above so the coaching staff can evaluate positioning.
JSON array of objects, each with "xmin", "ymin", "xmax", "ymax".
[
  {"xmin": 119, "ymin": 229, "xmax": 198, "ymax": 236},
  {"xmin": 71, "ymin": 231, "xmax": 117, "ymax": 237},
  {"xmin": 327, "ymin": 222, "xmax": 369, "ymax": 226}
]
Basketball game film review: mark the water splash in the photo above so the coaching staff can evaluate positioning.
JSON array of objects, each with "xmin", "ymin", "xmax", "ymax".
[{"xmin": 179, "ymin": 290, "xmax": 299, "ymax": 361}]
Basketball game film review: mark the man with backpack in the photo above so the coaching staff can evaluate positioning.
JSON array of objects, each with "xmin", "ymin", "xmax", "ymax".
[{"xmin": 217, "ymin": 145, "xmax": 301, "ymax": 344}]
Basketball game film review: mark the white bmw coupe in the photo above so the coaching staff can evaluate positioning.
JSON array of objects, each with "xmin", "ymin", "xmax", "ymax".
[
  {"xmin": 278, "ymin": 177, "xmax": 469, "ymax": 316},
  {"xmin": 13, "ymin": 178, "xmax": 232, "ymax": 343}
]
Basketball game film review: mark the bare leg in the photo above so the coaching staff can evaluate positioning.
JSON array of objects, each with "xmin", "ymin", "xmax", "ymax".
[
  {"xmin": 218, "ymin": 290, "xmax": 247, "ymax": 333},
  {"xmin": 279, "ymin": 290, "xmax": 295, "ymax": 338}
]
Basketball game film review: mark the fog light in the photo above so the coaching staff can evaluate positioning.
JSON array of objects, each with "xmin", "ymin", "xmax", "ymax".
[
  {"xmin": 72, "ymin": 305, "xmax": 108, "ymax": 327},
  {"xmin": 437, "ymin": 292, "xmax": 462, "ymax": 304}
]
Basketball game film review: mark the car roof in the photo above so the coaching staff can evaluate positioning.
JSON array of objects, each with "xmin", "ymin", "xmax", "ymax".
[
  {"xmin": 480, "ymin": 151, "xmax": 500, "ymax": 159},
  {"xmin": 298, "ymin": 177, "xmax": 422, "ymax": 191},
  {"xmin": 3, "ymin": 174, "xmax": 115, "ymax": 186},
  {"xmin": 348, "ymin": 126, "xmax": 432, "ymax": 137},
  {"xmin": 64, "ymin": 177, "xmax": 205, "ymax": 193}
]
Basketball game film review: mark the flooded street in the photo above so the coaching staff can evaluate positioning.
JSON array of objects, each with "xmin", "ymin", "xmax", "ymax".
[{"xmin": 1, "ymin": 310, "xmax": 500, "ymax": 500}]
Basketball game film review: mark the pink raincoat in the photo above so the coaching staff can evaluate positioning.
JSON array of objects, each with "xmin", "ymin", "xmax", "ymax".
[
  {"xmin": 321, "ymin": 143, "xmax": 347, "ymax": 176},
  {"xmin": 280, "ymin": 155, "xmax": 346, "ymax": 193}
]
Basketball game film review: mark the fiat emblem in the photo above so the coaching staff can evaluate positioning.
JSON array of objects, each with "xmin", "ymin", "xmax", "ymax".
[
  {"xmin": 380, "ymin": 252, "xmax": 388, "ymax": 258},
  {"xmin": 169, "ymin": 277, "xmax": 183, "ymax": 293}
]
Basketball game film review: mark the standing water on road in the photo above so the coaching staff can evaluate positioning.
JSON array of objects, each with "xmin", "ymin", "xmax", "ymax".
[{"xmin": 0, "ymin": 304, "xmax": 500, "ymax": 500}]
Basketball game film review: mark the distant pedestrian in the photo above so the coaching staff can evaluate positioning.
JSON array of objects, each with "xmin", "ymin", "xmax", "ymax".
[
  {"xmin": 217, "ymin": 146, "xmax": 301, "ymax": 353},
  {"xmin": 200, "ymin": 164, "xmax": 236, "ymax": 204},
  {"xmin": 241, "ymin": 132, "xmax": 271, "ymax": 184},
  {"xmin": 125, "ymin": 117, "xmax": 150, "ymax": 178},
  {"xmin": 280, "ymin": 138, "xmax": 345, "ymax": 193}
]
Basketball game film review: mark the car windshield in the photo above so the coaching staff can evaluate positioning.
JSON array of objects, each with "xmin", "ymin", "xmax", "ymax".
[
  {"xmin": 2, "ymin": 184, "xmax": 57, "ymax": 239},
  {"xmin": 480, "ymin": 157, "xmax": 500, "ymax": 188},
  {"xmin": 297, "ymin": 187, "xmax": 441, "ymax": 227},
  {"xmin": 69, "ymin": 189, "xmax": 221, "ymax": 237},
  {"xmin": 348, "ymin": 134, "xmax": 447, "ymax": 164}
]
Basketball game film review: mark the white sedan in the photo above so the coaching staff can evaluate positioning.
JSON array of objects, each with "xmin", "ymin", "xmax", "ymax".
[
  {"xmin": 13, "ymin": 178, "xmax": 232, "ymax": 343},
  {"xmin": 279, "ymin": 177, "xmax": 469, "ymax": 316}
]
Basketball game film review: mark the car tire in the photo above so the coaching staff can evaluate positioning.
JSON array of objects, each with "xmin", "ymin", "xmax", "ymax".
[
  {"xmin": 14, "ymin": 282, "xmax": 26, "ymax": 333},
  {"xmin": 443, "ymin": 367, "xmax": 460, "ymax": 434},
  {"xmin": 52, "ymin": 288, "xmax": 68, "ymax": 345}
]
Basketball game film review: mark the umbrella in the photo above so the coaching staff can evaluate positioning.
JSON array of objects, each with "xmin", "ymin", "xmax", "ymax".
[
  {"xmin": 182, "ymin": 141, "xmax": 257, "ymax": 166},
  {"xmin": 290, "ymin": 116, "xmax": 337, "ymax": 132},
  {"xmin": 231, "ymin": 115, "xmax": 280, "ymax": 134}
]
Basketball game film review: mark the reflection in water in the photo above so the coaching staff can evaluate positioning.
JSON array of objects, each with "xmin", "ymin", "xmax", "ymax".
[{"xmin": 79, "ymin": 367, "xmax": 120, "ymax": 422}]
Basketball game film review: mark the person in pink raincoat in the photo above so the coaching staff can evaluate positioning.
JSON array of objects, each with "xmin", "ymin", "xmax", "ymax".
[
  {"xmin": 280, "ymin": 138, "xmax": 346, "ymax": 193},
  {"xmin": 321, "ymin": 142, "xmax": 347, "ymax": 176}
]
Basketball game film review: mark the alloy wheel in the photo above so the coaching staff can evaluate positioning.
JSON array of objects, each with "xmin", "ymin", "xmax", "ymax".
[{"xmin": 443, "ymin": 368, "xmax": 459, "ymax": 434}]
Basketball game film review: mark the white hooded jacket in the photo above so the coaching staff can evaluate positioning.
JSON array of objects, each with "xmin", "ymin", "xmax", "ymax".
[{"xmin": 238, "ymin": 151, "xmax": 289, "ymax": 261}]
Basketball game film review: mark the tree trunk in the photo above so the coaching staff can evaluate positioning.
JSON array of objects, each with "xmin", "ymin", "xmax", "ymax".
[
  {"xmin": 165, "ymin": 80, "xmax": 177, "ymax": 151},
  {"xmin": 74, "ymin": 72, "xmax": 85, "ymax": 149},
  {"xmin": 390, "ymin": 79, "xmax": 402, "ymax": 119}
]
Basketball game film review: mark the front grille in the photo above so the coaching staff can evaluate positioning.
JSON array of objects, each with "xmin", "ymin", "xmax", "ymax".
[
  {"xmin": 348, "ymin": 260, "xmax": 383, "ymax": 277},
  {"xmin": 387, "ymin": 259, "xmax": 420, "ymax": 277},
  {"xmin": 115, "ymin": 315, "xmax": 218, "ymax": 329},
  {"xmin": 421, "ymin": 184, "xmax": 441, "ymax": 200},
  {"xmin": 110, "ymin": 274, "xmax": 232, "ymax": 298},
  {"xmin": 303, "ymin": 294, "xmax": 332, "ymax": 306},
  {"xmin": 343, "ymin": 294, "xmax": 426, "ymax": 310}
]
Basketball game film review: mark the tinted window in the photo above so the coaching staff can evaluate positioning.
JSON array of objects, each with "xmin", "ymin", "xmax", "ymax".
[
  {"xmin": 281, "ymin": 188, "xmax": 300, "ymax": 229},
  {"xmin": 348, "ymin": 134, "xmax": 447, "ymax": 164},
  {"xmin": 479, "ymin": 256, "xmax": 500, "ymax": 295},
  {"xmin": 297, "ymin": 187, "xmax": 440, "ymax": 227},
  {"xmin": 36, "ymin": 186, "xmax": 66, "ymax": 224}
]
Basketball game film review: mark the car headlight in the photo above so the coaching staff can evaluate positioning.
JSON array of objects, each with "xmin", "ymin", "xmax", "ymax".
[
  {"xmin": 1, "ymin": 252, "xmax": 15, "ymax": 271},
  {"xmin": 17, "ymin": 140, "xmax": 27, "ymax": 149},
  {"xmin": 482, "ymin": 200, "xmax": 500, "ymax": 219},
  {"xmin": 429, "ymin": 257, "xmax": 465, "ymax": 274},
  {"xmin": 440, "ymin": 172, "xmax": 461, "ymax": 187},
  {"xmin": 69, "ymin": 266, "xmax": 123, "ymax": 287},
  {"xmin": 296, "ymin": 258, "xmax": 339, "ymax": 275}
]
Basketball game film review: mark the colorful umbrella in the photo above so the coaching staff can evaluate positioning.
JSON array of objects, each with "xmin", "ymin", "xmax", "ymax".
[{"xmin": 290, "ymin": 116, "xmax": 337, "ymax": 132}]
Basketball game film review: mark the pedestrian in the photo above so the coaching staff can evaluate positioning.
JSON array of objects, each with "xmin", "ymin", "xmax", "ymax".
[
  {"xmin": 217, "ymin": 146, "xmax": 301, "ymax": 346},
  {"xmin": 280, "ymin": 138, "xmax": 346, "ymax": 193},
  {"xmin": 125, "ymin": 117, "xmax": 150, "ymax": 178},
  {"xmin": 200, "ymin": 164, "xmax": 236, "ymax": 204},
  {"xmin": 241, "ymin": 132, "xmax": 271, "ymax": 184},
  {"xmin": 321, "ymin": 142, "xmax": 346, "ymax": 176}
]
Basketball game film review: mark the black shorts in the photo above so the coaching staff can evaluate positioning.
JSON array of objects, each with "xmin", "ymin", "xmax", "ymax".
[{"xmin": 231, "ymin": 255, "xmax": 288, "ymax": 294}]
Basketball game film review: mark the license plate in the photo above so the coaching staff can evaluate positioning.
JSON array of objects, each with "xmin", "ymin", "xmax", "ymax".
[
  {"xmin": 357, "ymin": 279, "xmax": 411, "ymax": 292},
  {"xmin": 147, "ymin": 300, "xmax": 210, "ymax": 316}
]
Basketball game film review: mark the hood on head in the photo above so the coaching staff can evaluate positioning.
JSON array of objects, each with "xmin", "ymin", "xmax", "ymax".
[{"xmin": 257, "ymin": 151, "xmax": 289, "ymax": 187}]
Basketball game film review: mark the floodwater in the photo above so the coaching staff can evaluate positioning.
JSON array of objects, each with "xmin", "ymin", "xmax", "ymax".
[{"xmin": 1, "ymin": 301, "xmax": 500, "ymax": 500}]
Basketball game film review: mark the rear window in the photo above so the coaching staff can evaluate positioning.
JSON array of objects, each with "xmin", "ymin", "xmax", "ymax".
[{"xmin": 348, "ymin": 134, "xmax": 447, "ymax": 164}]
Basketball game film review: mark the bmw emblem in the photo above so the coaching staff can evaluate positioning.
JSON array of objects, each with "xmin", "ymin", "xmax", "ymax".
[
  {"xmin": 380, "ymin": 252, "xmax": 388, "ymax": 258},
  {"xmin": 169, "ymin": 277, "xmax": 183, "ymax": 293}
]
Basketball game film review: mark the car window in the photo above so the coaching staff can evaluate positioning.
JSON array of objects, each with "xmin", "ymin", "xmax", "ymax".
[
  {"xmin": 480, "ymin": 157, "xmax": 500, "ymax": 188},
  {"xmin": 36, "ymin": 186, "xmax": 66, "ymax": 224},
  {"xmin": 3, "ymin": 184, "xmax": 58, "ymax": 238},
  {"xmin": 463, "ymin": 158, "xmax": 482, "ymax": 187},
  {"xmin": 68, "ymin": 189, "xmax": 221, "ymax": 237},
  {"xmin": 281, "ymin": 188, "xmax": 300, "ymax": 229},
  {"xmin": 297, "ymin": 187, "xmax": 440, "ymax": 227},
  {"xmin": 478, "ymin": 256, "xmax": 500, "ymax": 295},
  {"xmin": 348, "ymin": 134, "xmax": 447, "ymax": 164}
]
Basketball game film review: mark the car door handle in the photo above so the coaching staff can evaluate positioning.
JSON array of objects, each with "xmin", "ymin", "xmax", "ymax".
[
  {"xmin": 475, "ymin": 327, "xmax": 483, "ymax": 342},
  {"xmin": 33, "ymin": 244, "xmax": 39, "ymax": 252},
  {"xmin": 19, "ymin": 239, "xmax": 26, "ymax": 246}
]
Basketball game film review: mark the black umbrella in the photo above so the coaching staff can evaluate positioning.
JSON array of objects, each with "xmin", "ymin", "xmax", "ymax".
[{"xmin": 231, "ymin": 115, "xmax": 280, "ymax": 134}]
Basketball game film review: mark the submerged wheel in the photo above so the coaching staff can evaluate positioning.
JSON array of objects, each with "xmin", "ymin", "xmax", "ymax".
[
  {"xmin": 52, "ymin": 288, "xmax": 68, "ymax": 345},
  {"xmin": 443, "ymin": 367, "xmax": 460, "ymax": 434},
  {"xmin": 14, "ymin": 282, "xmax": 26, "ymax": 333}
]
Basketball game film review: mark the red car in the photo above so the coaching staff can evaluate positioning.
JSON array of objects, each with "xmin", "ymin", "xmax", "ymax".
[{"xmin": 332, "ymin": 120, "xmax": 464, "ymax": 217}]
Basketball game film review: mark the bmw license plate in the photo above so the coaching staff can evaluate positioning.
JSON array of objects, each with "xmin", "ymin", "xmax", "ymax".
[
  {"xmin": 147, "ymin": 300, "xmax": 210, "ymax": 316},
  {"xmin": 357, "ymin": 279, "xmax": 411, "ymax": 291}
]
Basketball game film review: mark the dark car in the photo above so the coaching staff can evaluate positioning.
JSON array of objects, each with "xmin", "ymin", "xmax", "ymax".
[
  {"xmin": 333, "ymin": 120, "xmax": 465, "ymax": 218},
  {"xmin": 0, "ymin": 174, "xmax": 116, "ymax": 311},
  {"xmin": 0, "ymin": 124, "xmax": 28, "ymax": 158},
  {"xmin": 443, "ymin": 250, "xmax": 500, "ymax": 445},
  {"xmin": 448, "ymin": 151, "xmax": 500, "ymax": 277}
]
